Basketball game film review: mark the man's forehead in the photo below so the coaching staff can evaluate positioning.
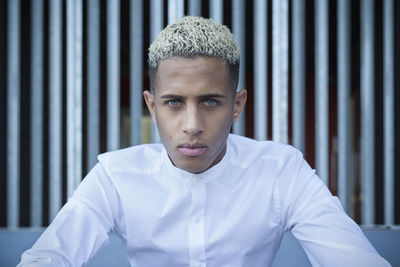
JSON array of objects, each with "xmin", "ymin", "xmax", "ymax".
[
  {"xmin": 156, "ymin": 58, "xmax": 228, "ymax": 84},
  {"xmin": 157, "ymin": 57, "xmax": 228, "ymax": 74},
  {"xmin": 151, "ymin": 57, "xmax": 235, "ymax": 96}
]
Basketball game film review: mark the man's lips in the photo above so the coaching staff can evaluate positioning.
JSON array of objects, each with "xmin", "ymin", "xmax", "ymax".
[{"xmin": 178, "ymin": 143, "xmax": 207, "ymax": 157}]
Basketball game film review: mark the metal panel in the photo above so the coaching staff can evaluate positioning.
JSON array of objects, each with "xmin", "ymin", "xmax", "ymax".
[
  {"xmin": 168, "ymin": 0, "xmax": 184, "ymax": 23},
  {"xmin": 383, "ymin": 0, "xmax": 394, "ymax": 226},
  {"xmin": 30, "ymin": 0, "xmax": 44, "ymax": 227},
  {"xmin": 360, "ymin": 0, "xmax": 375, "ymax": 225},
  {"xmin": 49, "ymin": 0, "xmax": 63, "ymax": 220},
  {"xmin": 107, "ymin": 0, "xmax": 120, "ymax": 151},
  {"xmin": 66, "ymin": 0, "xmax": 83, "ymax": 198},
  {"xmin": 209, "ymin": 0, "xmax": 223, "ymax": 24},
  {"xmin": 232, "ymin": 0, "xmax": 246, "ymax": 136},
  {"xmin": 188, "ymin": 0, "xmax": 201, "ymax": 16},
  {"xmin": 131, "ymin": 0, "xmax": 143, "ymax": 146},
  {"xmin": 337, "ymin": 0, "xmax": 350, "ymax": 211},
  {"xmin": 254, "ymin": 0, "xmax": 268, "ymax": 141},
  {"xmin": 315, "ymin": 0, "xmax": 329, "ymax": 185},
  {"xmin": 292, "ymin": 0, "xmax": 305, "ymax": 152},
  {"xmin": 7, "ymin": 0, "xmax": 20, "ymax": 228},
  {"xmin": 150, "ymin": 0, "xmax": 164, "ymax": 43},
  {"xmin": 150, "ymin": 0, "xmax": 163, "ymax": 143},
  {"xmin": 272, "ymin": 0, "xmax": 289, "ymax": 144},
  {"xmin": 87, "ymin": 0, "xmax": 100, "ymax": 171}
]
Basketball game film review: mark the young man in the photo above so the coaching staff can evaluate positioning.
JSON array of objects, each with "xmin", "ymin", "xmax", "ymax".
[{"xmin": 20, "ymin": 16, "xmax": 389, "ymax": 266}]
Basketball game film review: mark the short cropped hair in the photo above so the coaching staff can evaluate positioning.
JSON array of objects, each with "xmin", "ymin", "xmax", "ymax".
[{"xmin": 148, "ymin": 16, "xmax": 240, "ymax": 93}]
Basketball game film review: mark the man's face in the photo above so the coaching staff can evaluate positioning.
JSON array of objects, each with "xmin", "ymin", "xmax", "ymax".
[{"xmin": 144, "ymin": 57, "xmax": 246, "ymax": 173}]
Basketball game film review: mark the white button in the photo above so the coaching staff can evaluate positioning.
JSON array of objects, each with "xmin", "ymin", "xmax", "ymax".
[
  {"xmin": 193, "ymin": 214, "xmax": 203, "ymax": 224},
  {"xmin": 192, "ymin": 175, "xmax": 202, "ymax": 182}
]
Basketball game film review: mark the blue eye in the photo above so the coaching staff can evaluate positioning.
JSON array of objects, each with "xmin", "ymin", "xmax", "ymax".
[
  {"xmin": 203, "ymin": 99, "xmax": 217, "ymax": 106},
  {"xmin": 168, "ymin": 100, "xmax": 180, "ymax": 106}
]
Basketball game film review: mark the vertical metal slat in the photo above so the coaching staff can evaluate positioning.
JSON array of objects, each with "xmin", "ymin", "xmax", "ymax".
[
  {"xmin": 232, "ymin": 0, "xmax": 246, "ymax": 136},
  {"xmin": 383, "ymin": 0, "xmax": 394, "ymax": 226},
  {"xmin": 360, "ymin": 0, "xmax": 375, "ymax": 225},
  {"xmin": 87, "ymin": 0, "xmax": 100, "ymax": 170},
  {"xmin": 337, "ymin": 0, "xmax": 351, "ymax": 212},
  {"xmin": 150, "ymin": 0, "xmax": 164, "ymax": 42},
  {"xmin": 254, "ymin": 0, "xmax": 268, "ymax": 141},
  {"xmin": 7, "ymin": 0, "xmax": 20, "ymax": 228},
  {"xmin": 272, "ymin": 0, "xmax": 289, "ymax": 144},
  {"xmin": 49, "ymin": 0, "xmax": 63, "ymax": 220},
  {"xmin": 150, "ymin": 0, "xmax": 163, "ymax": 143},
  {"xmin": 209, "ymin": 0, "xmax": 223, "ymax": 24},
  {"xmin": 131, "ymin": 0, "xmax": 143, "ymax": 146},
  {"xmin": 292, "ymin": 0, "xmax": 305, "ymax": 152},
  {"xmin": 168, "ymin": 0, "xmax": 184, "ymax": 23},
  {"xmin": 315, "ymin": 0, "xmax": 329, "ymax": 185},
  {"xmin": 30, "ymin": 0, "xmax": 44, "ymax": 227},
  {"xmin": 188, "ymin": 0, "xmax": 201, "ymax": 16},
  {"xmin": 87, "ymin": 0, "xmax": 100, "ymax": 171},
  {"xmin": 107, "ymin": 0, "xmax": 120, "ymax": 151},
  {"xmin": 67, "ymin": 0, "xmax": 83, "ymax": 197}
]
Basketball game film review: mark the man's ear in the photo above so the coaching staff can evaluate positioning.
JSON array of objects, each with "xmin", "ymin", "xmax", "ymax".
[
  {"xmin": 233, "ymin": 89, "xmax": 247, "ymax": 123},
  {"xmin": 143, "ymin": 90, "xmax": 156, "ymax": 123}
]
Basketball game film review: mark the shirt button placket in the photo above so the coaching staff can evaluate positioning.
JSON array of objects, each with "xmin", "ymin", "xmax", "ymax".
[{"xmin": 189, "ymin": 176, "xmax": 206, "ymax": 267}]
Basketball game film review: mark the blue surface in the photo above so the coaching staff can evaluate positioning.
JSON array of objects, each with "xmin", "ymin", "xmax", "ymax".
[{"xmin": 1, "ymin": 229, "xmax": 398, "ymax": 266}]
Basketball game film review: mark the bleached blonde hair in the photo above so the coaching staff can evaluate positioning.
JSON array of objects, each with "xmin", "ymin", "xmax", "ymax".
[{"xmin": 148, "ymin": 16, "xmax": 240, "ymax": 92}]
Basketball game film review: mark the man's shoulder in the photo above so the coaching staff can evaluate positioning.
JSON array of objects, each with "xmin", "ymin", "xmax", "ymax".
[
  {"xmin": 228, "ymin": 134, "xmax": 298, "ymax": 163},
  {"xmin": 97, "ymin": 143, "xmax": 164, "ymax": 174}
]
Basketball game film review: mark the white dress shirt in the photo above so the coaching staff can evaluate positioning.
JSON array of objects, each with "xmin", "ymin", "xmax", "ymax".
[{"xmin": 19, "ymin": 134, "xmax": 390, "ymax": 267}]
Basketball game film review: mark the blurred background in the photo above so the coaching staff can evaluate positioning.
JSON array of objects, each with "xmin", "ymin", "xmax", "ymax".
[{"xmin": 0, "ymin": 0, "xmax": 399, "ymax": 232}]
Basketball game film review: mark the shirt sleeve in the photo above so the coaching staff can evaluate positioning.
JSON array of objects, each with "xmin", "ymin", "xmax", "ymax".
[
  {"xmin": 277, "ymin": 148, "xmax": 391, "ymax": 267},
  {"xmin": 18, "ymin": 163, "xmax": 126, "ymax": 267}
]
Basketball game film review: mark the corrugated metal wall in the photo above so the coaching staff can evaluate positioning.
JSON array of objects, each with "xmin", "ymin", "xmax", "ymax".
[{"xmin": 0, "ymin": 0, "xmax": 399, "ymax": 228}]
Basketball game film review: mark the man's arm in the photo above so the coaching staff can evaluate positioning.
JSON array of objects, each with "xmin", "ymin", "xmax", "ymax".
[
  {"xmin": 278, "ymin": 148, "xmax": 391, "ymax": 267},
  {"xmin": 18, "ymin": 163, "xmax": 125, "ymax": 266}
]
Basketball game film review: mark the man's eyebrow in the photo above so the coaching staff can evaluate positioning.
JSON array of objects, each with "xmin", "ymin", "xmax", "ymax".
[
  {"xmin": 159, "ymin": 94, "xmax": 227, "ymax": 99},
  {"xmin": 197, "ymin": 94, "xmax": 227, "ymax": 99},
  {"xmin": 160, "ymin": 94, "xmax": 185, "ymax": 99}
]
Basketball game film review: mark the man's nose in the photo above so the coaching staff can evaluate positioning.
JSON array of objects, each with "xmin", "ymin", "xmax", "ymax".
[{"xmin": 183, "ymin": 104, "xmax": 203, "ymax": 135}]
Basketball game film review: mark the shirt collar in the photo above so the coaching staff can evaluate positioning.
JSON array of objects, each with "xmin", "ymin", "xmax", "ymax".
[{"xmin": 161, "ymin": 141, "xmax": 230, "ymax": 186}]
